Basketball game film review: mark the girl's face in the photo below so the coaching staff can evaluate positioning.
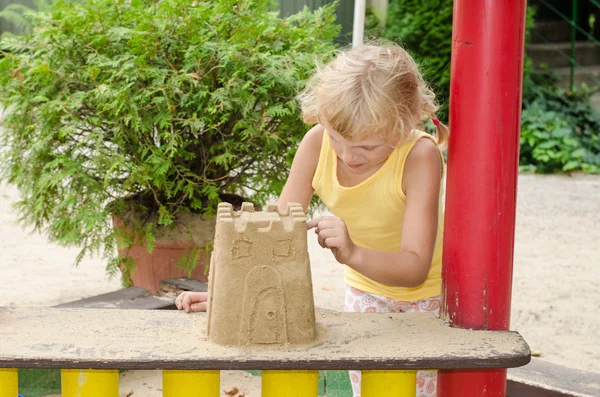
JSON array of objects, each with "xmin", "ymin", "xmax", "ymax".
[{"xmin": 323, "ymin": 122, "xmax": 398, "ymax": 176}]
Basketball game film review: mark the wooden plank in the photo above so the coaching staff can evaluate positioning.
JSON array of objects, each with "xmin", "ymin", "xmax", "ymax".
[
  {"xmin": 160, "ymin": 278, "xmax": 208, "ymax": 293},
  {"xmin": 507, "ymin": 358, "xmax": 600, "ymax": 397},
  {"xmin": 0, "ymin": 308, "xmax": 530, "ymax": 371},
  {"xmin": 52, "ymin": 287, "xmax": 175, "ymax": 310}
]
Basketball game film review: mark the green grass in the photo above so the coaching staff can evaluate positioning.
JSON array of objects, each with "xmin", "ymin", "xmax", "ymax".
[
  {"xmin": 321, "ymin": 371, "xmax": 352, "ymax": 396},
  {"xmin": 18, "ymin": 369, "xmax": 61, "ymax": 397}
]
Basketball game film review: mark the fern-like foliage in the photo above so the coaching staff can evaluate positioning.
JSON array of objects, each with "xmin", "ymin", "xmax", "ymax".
[{"xmin": 0, "ymin": 0, "xmax": 340, "ymax": 277}]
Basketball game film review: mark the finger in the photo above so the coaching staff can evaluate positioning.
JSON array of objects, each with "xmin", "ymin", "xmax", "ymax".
[
  {"xmin": 177, "ymin": 292, "xmax": 193, "ymax": 310},
  {"xmin": 323, "ymin": 236, "xmax": 344, "ymax": 249},
  {"xmin": 175, "ymin": 293, "xmax": 185, "ymax": 310},
  {"xmin": 186, "ymin": 292, "xmax": 208, "ymax": 303},
  {"xmin": 182, "ymin": 295, "xmax": 193, "ymax": 313},
  {"xmin": 314, "ymin": 220, "xmax": 343, "ymax": 234},
  {"xmin": 196, "ymin": 292, "xmax": 208, "ymax": 303},
  {"xmin": 317, "ymin": 229, "xmax": 338, "ymax": 248},
  {"xmin": 317, "ymin": 228, "xmax": 339, "ymax": 240},
  {"xmin": 190, "ymin": 301, "xmax": 208, "ymax": 312},
  {"xmin": 306, "ymin": 217, "xmax": 321, "ymax": 230},
  {"xmin": 318, "ymin": 235, "xmax": 325, "ymax": 248},
  {"xmin": 317, "ymin": 232, "xmax": 325, "ymax": 248},
  {"xmin": 307, "ymin": 216, "xmax": 340, "ymax": 230}
]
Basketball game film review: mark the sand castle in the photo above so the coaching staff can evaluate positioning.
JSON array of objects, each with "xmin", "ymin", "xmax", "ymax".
[{"xmin": 206, "ymin": 202, "xmax": 316, "ymax": 346}]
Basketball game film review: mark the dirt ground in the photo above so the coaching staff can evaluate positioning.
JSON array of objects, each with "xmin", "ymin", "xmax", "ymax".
[{"xmin": 1, "ymin": 173, "xmax": 599, "ymax": 396}]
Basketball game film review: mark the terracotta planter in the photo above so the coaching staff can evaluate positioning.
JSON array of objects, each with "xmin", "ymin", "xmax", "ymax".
[{"xmin": 112, "ymin": 212, "xmax": 215, "ymax": 294}]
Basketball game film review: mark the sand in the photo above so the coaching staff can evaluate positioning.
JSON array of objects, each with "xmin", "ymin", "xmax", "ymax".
[
  {"xmin": 0, "ymin": 307, "xmax": 528, "ymax": 369},
  {"xmin": 207, "ymin": 202, "xmax": 316, "ymax": 346},
  {"xmin": 1, "ymin": 173, "xmax": 599, "ymax": 396}
]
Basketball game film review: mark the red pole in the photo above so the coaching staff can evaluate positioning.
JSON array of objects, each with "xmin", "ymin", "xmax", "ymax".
[{"xmin": 438, "ymin": 1, "xmax": 527, "ymax": 396}]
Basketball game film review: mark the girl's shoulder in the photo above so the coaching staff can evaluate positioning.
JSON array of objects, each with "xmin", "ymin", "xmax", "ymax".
[
  {"xmin": 400, "ymin": 133, "xmax": 444, "ymax": 196},
  {"xmin": 290, "ymin": 123, "xmax": 325, "ymax": 177},
  {"xmin": 302, "ymin": 123, "xmax": 325, "ymax": 152},
  {"xmin": 406, "ymin": 135, "xmax": 441, "ymax": 163},
  {"xmin": 399, "ymin": 131, "xmax": 443, "ymax": 171}
]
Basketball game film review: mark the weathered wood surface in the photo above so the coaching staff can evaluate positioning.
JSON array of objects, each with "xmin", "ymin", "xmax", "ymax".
[
  {"xmin": 53, "ymin": 287, "xmax": 175, "ymax": 310},
  {"xmin": 53, "ymin": 279, "xmax": 208, "ymax": 310},
  {"xmin": 0, "ymin": 307, "xmax": 530, "ymax": 370},
  {"xmin": 507, "ymin": 357, "xmax": 600, "ymax": 397},
  {"xmin": 160, "ymin": 278, "xmax": 208, "ymax": 293}
]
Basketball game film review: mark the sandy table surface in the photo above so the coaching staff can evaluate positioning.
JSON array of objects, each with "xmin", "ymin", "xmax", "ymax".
[{"xmin": 1, "ymin": 173, "xmax": 599, "ymax": 396}]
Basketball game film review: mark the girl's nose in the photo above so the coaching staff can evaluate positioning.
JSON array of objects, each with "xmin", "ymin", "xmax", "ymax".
[{"xmin": 341, "ymin": 148, "xmax": 357, "ymax": 164}]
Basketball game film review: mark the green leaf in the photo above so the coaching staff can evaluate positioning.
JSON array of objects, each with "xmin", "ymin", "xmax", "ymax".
[
  {"xmin": 145, "ymin": 223, "xmax": 155, "ymax": 253},
  {"xmin": 0, "ymin": 0, "xmax": 340, "ymax": 277},
  {"xmin": 158, "ymin": 205, "xmax": 174, "ymax": 226},
  {"xmin": 563, "ymin": 160, "xmax": 580, "ymax": 171},
  {"xmin": 537, "ymin": 140, "xmax": 558, "ymax": 149}
]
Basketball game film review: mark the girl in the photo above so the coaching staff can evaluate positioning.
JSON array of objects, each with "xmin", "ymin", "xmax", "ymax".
[{"xmin": 176, "ymin": 42, "xmax": 448, "ymax": 397}]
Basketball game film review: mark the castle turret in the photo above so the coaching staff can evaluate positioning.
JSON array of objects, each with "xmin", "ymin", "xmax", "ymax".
[{"xmin": 206, "ymin": 202, "xmax": 316, "ymax": 346}]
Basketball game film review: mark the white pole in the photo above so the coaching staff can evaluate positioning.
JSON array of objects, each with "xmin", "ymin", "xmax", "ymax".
[{"xmin": 352, "ymin": 0, "xmax": 367, "ymax": 48}]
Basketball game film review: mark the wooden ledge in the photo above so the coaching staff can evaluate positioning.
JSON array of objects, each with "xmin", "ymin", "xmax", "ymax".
[
  {"xmin": 0, "ymin": 307, "xmax": 530, "ymax": 370},
  {"xmin": 52, "ymin": 287, "xmax": 176, "ymax": 310},
  {"xmin": 507, "ymin": 358, "xmax": 600, "ymax": 397}
]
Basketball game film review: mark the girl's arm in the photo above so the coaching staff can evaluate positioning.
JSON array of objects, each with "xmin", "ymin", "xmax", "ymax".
[
  {"xmin": 177, "ymin": 125, "xmax": 323, "ymax": 314},
  {"xmin": 309, "ymin": 138, "xmax": 442, "ymax": 288},
  {"xmin": 276, "ymin": 124, "xmax": 324, "ymax": 212}
]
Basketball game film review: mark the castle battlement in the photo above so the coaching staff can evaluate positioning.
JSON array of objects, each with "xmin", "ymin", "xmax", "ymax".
[
  {"xmin": 207, "ymin": 202, "xmax": 316, "ymax": 346},
  {"xmin": 216, "ymin": 202, "xmax": 307, "ymax": 234}
]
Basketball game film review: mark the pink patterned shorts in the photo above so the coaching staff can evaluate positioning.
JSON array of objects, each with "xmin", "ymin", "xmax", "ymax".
[{"xmin": 344, "ymin": 285, "xmax": 441, "ymax": 397}]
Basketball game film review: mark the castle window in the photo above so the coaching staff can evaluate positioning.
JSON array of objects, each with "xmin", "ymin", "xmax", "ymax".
[{"xmin": 272, "ymin": 239, "xmax": 295, "ymax": 262}]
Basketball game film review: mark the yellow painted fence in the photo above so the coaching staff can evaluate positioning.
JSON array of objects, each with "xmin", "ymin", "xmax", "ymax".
[{"xmin": 1, "ymin": 368, "xmax": 418, "ymax": 397}]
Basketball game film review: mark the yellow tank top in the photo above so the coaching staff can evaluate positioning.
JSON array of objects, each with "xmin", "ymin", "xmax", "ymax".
[{"xmin": 311, "ymin": 130, "xmax": 444, "ymax": 301}]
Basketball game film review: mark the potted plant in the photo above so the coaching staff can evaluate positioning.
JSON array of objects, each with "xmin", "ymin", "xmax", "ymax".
[{"xmin": 0, "ymin": 0, "xmax": 339, "ymax": 292}]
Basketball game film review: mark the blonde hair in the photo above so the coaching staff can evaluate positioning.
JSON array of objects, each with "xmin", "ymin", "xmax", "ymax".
[{"xmin": 297, "ymin": 42, "xmax": 448, "ymax": 149}]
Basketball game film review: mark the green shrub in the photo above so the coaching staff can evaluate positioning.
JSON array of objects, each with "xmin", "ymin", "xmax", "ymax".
[
  {"xmin": 384, "ymin": 0, "xmax": 453, "ymax": 119},
  {"xmin": 0, "ymin": 0, "xmax": 339, "ymax": 277},
  {"xmin": 364, "ymin": 6, "xmax": 384, "ymax": 38},
  {"xmin": 385, "ymin": 1, "xmax": 599, "ymax": 174},
  {"xmin": 384, "ymin": 1, "xmax": 538, "ymax": 122},
  {"xmin": 0, "ymin": 0, "xmax": 57, "ymax": 37},
  {"xmin": 520, "ymin": 0, "xmax": 599, "ymax": 174},
  {"xmin": 520, "ymin": 72, "xmax": 600, "ymax": 174}
]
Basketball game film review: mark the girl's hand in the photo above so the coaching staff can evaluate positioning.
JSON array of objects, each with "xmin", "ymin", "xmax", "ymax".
[
  {"xmin": 307, "ymin": 216, "xmax": 357, "ymax": 265},
  {"xmin": 175, "ymin": 291, "xmax": 208, "ymax": 313}
]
